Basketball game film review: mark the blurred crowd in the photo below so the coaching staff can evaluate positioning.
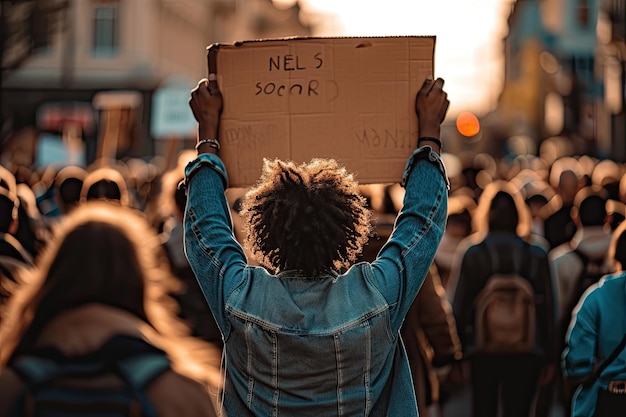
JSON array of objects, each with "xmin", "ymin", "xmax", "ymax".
[{"xmin": 0, "ymin": 144, "xmax": 625, "ymax": 416}]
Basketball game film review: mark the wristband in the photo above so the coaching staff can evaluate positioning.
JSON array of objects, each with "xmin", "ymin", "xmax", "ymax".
[
  {"xmin": 195, "ymin": 138, "xmax": 220, "ymax": 152},
  {"xmin": 418, "ymin": 137, "xmax": 442, "ymax": 149}
]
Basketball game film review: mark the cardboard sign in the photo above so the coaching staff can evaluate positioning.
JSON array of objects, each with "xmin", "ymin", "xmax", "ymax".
[{"xmin": 212, "ymin": 36, "xmax": 435, "ymax": 187}]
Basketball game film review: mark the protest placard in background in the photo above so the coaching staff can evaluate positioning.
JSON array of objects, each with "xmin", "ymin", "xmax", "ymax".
[{"xmin": 212, "ymin": 36, "xmax": 435, "ymax": 187}]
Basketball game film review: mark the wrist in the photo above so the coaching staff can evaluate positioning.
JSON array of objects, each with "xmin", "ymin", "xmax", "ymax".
[
  {"xmin": 417, "ymin": 136, "xmax": 442, "ymax": 153},
  {"xmin": 198, "ymin": 125, "xmax": 218, "ymax": 139},
  {"xmin": 196, "ymin": 138, "xmax": 220, "ymax": 155},
  {"xmin": 418, "ymin": 126, "xmax": 440, "ymax": 139}
]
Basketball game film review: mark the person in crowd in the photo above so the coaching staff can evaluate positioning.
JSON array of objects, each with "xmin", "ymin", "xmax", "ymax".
[
  {"xmin": 0, "ymin": 166, "xmax": 46, "ymax": 259},
  {"xmin": 80, "ymin": 165, "xmax": 131, "ymax": 206},
  {"xmin": 543, "ymin": 168, "xmax": 582, "ymax": 249},
  {"xmin": 0, "ymin": 187, "xmax": 34, "ymax": 321},
  {"xmin": 549, "ymin": 185, "xmax": 614, "ymax": 415},
  {"xmin": 436, "ymin": 193, "xmax": 475, "ymax": 289},
  {"xmin": 562, "ymin": 219, "xmax": 626, "ymax": 417},
  {"xmin": 0, "ymin": 188, "xmax": 32, "ymax": 266},
  {"xmin": 183, "ymin": 71, "xmax": 449, "ymax": 416},
  {"xmin": 448, "ymin": 180, "xmax": 557, "ymax": 417},
  {"xmin": 550, "ymin": 186, "xmax": 614, "ymax": 326},
  {"xmin": 401, "ymin": 263, "xmax": 463, "ymax": 417},
  {"xmin": 0, "ymin": 202, "xmax": 219, "ymax": 416},
  {"xmin": 53, "ymin": 165, "xmax": 87, "ymax": 216}
]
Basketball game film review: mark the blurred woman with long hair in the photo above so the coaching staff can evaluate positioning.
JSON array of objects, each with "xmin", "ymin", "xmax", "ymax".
[{"xmin": 0, "ymin": 202, "xmax": 219, "ymax": 416}]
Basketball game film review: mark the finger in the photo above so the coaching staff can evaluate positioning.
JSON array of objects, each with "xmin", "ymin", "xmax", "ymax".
[
  {"xmin": 191, "ymin": 78, "xmax": 207, "ymax": 95},
  {"xmin": 207, "ymin": 43, "xmax": 220, "ymax": 75},
  {"xmin": 419, "ymin": 75, "xmax": 434, "ymax": 96},
  {"xmin": 428, "ymin": 77, "xmax": 445, "ymax": 95}
]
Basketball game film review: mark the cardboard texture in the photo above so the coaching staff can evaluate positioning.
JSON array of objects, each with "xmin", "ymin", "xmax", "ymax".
[{"xmin": 212, "ymin": 36, "xmax": 435, "ymax": 187}]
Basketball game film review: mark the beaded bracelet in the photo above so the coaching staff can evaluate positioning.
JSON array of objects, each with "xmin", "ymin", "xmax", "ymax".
[
  {"xmin": 195, "ymin": 138, "xmax": 220, "ymax": 152},
  {"xmin": 418, "ymin": 137, "xmax": 442, "ymax": 149}
]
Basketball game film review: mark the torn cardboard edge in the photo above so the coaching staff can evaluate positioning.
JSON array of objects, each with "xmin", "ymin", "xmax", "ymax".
[{"xmin": 209, "ymin": 36, "xmax": 436, "ymax": 188}]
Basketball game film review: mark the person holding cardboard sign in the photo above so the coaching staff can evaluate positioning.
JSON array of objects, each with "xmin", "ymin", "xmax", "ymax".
[{"xmin": 184, "ymin": 67, "xmax": 449, "ymax": 416}]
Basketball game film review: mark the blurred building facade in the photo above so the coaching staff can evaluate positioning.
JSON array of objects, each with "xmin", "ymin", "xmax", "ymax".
[
  {"xmin": 1, "ymin": 0, "xmax": 312, "ymax": 168},
  {"xmin": 491, "ymin": 0, "xmax": 625, "ymax": 161}
]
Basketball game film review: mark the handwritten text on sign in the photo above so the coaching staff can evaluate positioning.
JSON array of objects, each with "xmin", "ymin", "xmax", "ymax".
[{"xmin": 255, "ymin": 53, "xmax": 323, "ymax": 97}]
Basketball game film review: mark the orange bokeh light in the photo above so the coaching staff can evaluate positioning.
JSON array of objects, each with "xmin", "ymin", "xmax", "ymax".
[{"xmin": 456, "ymin": 111, "xmax": 481, "ymax": 137}]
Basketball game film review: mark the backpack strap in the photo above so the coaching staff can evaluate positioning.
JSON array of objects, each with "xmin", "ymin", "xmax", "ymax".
[
  {"xmin": 117, "ymin": 353, "xmax": 171, "ymax": 389},
  {"xmin": 582, "ymin": 334, "xmax": 626, "ymax": 389},
  {"xmin": 113, "ymin": 350, "xmax": 171, "ymax": 417},
  {"xmin": 11, "ymin": 354, "xmax": 65, "ymax": 385},
  {"xmin": 485, "ymin": 240, "xmax": 528, "ymax": 277},
  {"xmin": 10, "ymin": 335, "xmax": 171, "ymax": 417}
]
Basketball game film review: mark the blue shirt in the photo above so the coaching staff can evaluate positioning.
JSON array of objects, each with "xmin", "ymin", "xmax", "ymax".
[{"xmin": 183, "ymin": 147, "xmax": 448, "ymax": 416}]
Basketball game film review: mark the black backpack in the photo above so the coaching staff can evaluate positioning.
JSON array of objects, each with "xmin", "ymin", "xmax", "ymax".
[{"xmin": 9, "ymin": 334, "xmax": 171, "ymax": 417}]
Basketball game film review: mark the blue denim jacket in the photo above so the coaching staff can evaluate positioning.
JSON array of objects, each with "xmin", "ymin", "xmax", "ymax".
[{"xmin": 183, "ymin": 147, "xmax": 448, "ymax": 417}]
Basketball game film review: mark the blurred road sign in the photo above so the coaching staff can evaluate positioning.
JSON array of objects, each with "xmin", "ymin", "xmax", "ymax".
[{"xmin": 151, "ymin": 78, "xmax": 197, "ymax": 140}]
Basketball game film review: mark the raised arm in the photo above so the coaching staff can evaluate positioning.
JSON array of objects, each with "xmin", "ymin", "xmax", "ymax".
[
  {"xmin": 183, "ymin": 68, "xmax": 247, "ymax": 337},
  {"xmin": 370, "ymin": 76, "xmax": 450, "ymax": 329}
]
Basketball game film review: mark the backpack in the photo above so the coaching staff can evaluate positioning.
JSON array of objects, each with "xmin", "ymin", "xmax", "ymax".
[
  {"xmin": 474, "ymin": 244, "xmax": 537, "ymax": 354},
  {"xmin": 9, "ymin": 334, "xmax": 171, "ymax": 417}
]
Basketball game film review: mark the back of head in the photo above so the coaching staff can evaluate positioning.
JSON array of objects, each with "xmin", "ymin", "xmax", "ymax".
[
  {"xmin": 81, "ymin": 167, "xmax": 130, "ymax": 206},
  {"xmin": 489, "ymin": 191, "xmax": 519, "ymax": 233},
  {"xmin": 47, "ymin": 202, "xmax": 150, "ymax": 308},
  {"xmin": 473, "ymin": 181, "xmax": 530, "ymax": 237},
  {"xmin": 556, "ymin": 169, "xmax": 581, "ymax": 207},
  {"xmin": 573, "ymin": 186, "xmax": 608, "ymax": 227},
  {"xmin": 242, "ymin": 158, "xmax": 371, "ymax": 276},
  {"xmin": 55, "ymin": 166, "xmax": 87, "ymax": 213},
  {"xmin": 1, "ymin": 202, "xmax": 153, "ymax": 362}
]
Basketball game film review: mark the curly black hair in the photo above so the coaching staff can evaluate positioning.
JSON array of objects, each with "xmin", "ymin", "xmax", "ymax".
[{"xmin": 241, "ymin": 158, "xmax": 372, "ymax": 276}]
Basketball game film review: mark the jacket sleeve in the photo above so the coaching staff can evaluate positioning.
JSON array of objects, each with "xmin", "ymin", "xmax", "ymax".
[
  {"xmin": 182, "ymin": 154, "xmax": 247, "ymax": 338},
  {"xmin": 370, "ymin": 146, "xmax": 449, "ymax": 331},
  {"xmin": 562, "ymin": 286, "xmax": 600, "ymax": 382}
]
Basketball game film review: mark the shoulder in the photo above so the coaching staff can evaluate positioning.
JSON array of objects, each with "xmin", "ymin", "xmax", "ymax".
[
  {"xmin": 596, "ymin": 273, "xmax": 626, "ymax": 295},
  {"xmin": 576, "ymin": 274, "xmax": 625, "ymax": 311},
  {"xmin": 457, "ymin": 234, "xmax": 487, "ymax": 258},
  {"xmin": 524, "ymin": 240, "xmax": 549, "ymax": 258},
  {"xmin": 147, "ymin": 370, "xmax": 217, "ymax": 417}
]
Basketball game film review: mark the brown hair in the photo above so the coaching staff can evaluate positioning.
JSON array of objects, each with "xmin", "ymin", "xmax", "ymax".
[
  {"xmin": 0, "ymin": 202, "xmax": 177, "ymax": 365},
  {"xmin": 241, "ymin": 158, "xmax": 371, "ymax": 276}
]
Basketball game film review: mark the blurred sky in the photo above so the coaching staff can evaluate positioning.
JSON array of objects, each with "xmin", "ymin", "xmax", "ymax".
[{"xmin": 274, "ymin": 0, "xmax": 513, "ymax": 117}]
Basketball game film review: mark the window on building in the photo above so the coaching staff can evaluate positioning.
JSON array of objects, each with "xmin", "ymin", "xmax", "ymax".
[{"xmin": 92, "ymin": 3, "xmax": 119, "ymax": 55}]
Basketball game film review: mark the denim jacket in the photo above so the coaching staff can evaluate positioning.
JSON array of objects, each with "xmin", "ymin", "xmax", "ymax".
[{"xmin": 183, "ymin": 147, "xmax": 448, "ymax": 417}]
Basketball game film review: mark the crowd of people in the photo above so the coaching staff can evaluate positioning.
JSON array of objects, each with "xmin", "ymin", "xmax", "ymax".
[{"xmin": 0, "ymin": 73, "xmax": 624, "ymax": 416}]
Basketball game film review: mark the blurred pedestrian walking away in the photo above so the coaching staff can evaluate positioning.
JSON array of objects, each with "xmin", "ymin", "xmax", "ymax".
[
  {"xmin": 448, "ymin": 180, "xmax": 557, "ymax": 417},
  {"xmin": 0, "ymin": 202, "xmax": 218, "ymax": 417},
  {"xmin": 183, "ymin": 70, "xmax": 450, "ymax": 416}
]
